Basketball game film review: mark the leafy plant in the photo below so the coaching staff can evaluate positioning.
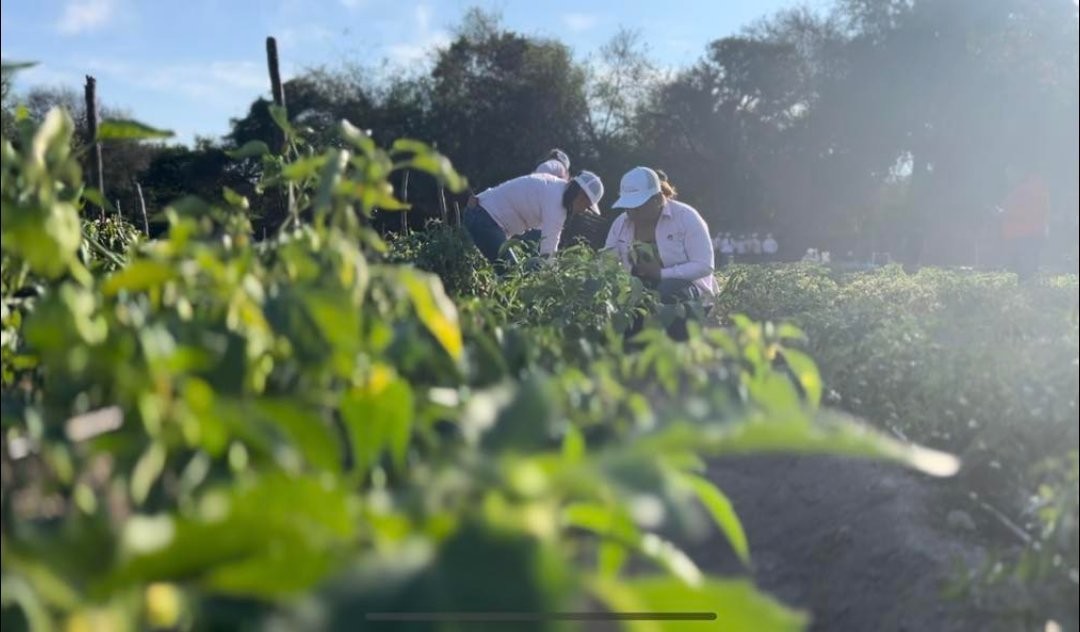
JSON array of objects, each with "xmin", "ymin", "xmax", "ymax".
[{"xmin": 1, "ymin": 106, "xmax": 956, "ymax": 632}]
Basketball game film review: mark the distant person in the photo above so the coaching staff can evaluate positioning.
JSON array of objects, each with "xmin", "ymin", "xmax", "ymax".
[
  {"xmin": 749, "ymin": 232, "xmax": 763, "ymax": 261},
  {"xmin": 604, "ymin": 166, "xmax": 715, "ymax": 302},
  {"xmin": 534, "ymin": 148, "xmax": 572, "ymax": 180},
  {"xmin": 464, "ymin": 171, "xmax": 604, "ymax": 271},
  {"xmin": 802, "ymin": 248, "xmax": 819, "ymax": 263},
  {"xmin": 735, "ymin": 234, "xmax": 748, "ymax": 258},
  {"xmin": 1000, "ymin": 170, "xmax": 1050, "ymax": 281},
  {"xmin": 762, "ymin": 232, "xmax": 779, "ymax": 260},
  {"xmin": 719, "ymin": 233, "xmax": 735, "ymax": 266}
]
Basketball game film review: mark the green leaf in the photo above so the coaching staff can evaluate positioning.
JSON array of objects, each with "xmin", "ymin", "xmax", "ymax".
[
  {"xmin": 781, "ymin": 349, "xmax": 822, "ymax": 408},
  {"xmin": 589, "ymin": 575, "xmax": 808, "ymax": 632},
  {"xmin": 254, "ymin": 400, "xmax": 341, "ymax": 472},
  {"xmin": 131, "ymin": 442, "xmax": 167, "ymax": 505},
  {"xmin": 561, "ymin": 425, "xmax": 586, "ymax": 464},
  {"xmin": 340, "ymin": 367, "xmax": 414, "ymax": 472},
  {"xmin": 268, "ymin": 104, "xmax": 292, "ymax": 137},
  {"xmin": 674, "ymin": 472, "xmax": 750, "ymax": 567},
  {"xmin": 0, "ymin": 575, "xmax": 57, "ymax": 632},
  {"xmin": 776, "ymin": 323, "xmax": 806, "ymax": 342},
  {"xmin": 226, "ymin": 140, "xmax": 270, "ymax": 160},
  {"xmin": 340, "ymin": 120, "xmax": 375, "ymax": 156},
  {"xmin": 97, "ymin": 119, "xmax": 174, "ymax": 141},
  {"xmin": 281, "ymin": 155, "xmax": 326, "ymax": 181},
  {"xmin": 564, "ymin": 502, "xmax": 642, "ymax": 544},
  {"xmin": 598, "ymin": 541, "xmax": 628, "ymax": 578},
  {"xmin": 564, "ymin": 502, "xmax": 702, "ymax": 583},
  {"xmin": 313, "ymin": 149, "xmax": 349, "ymax": 216},
  {"xmin": 399, "ymin": 269, "xmax": 463, "ymax": 361},
  {"xmin": 637, "ymin": 413, "xmax": 960, "ymax": 477},
  {"xmin": 746, "ymin": 371, "xmax": 803, "ymax": 414},
  {"xmin": 481, "ymin": 377, "xmax": 556, "ymax": 453},
  {"xmin": 1, "ymin": 60, "xmax": 38, "ymax": 73},
  {"xmin": 104, "ymin": 474, "xmax": 357, "ymax": 599},
  {"xmin": 102, "ymin": 260, "xmax": 175, "ymax": 296},
  {"xmin": 222, "ymin": 186, "xmax": 250, "ymax": 210}
]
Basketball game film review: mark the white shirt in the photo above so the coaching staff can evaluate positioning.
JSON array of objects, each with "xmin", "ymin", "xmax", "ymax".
[
  {"xmin": 477, "ymin": 173, "xmax": 569, "ymax": 256},
  {"xmin": 762, "ymin": 237, "xmax": 778, "ymax": 254},
  {"xmin": 720, "ymin": 238, "xmax": 734, "ymax": 254},
  {"xmin": 604, "ymin": 199, "xmax": 716, "ymax": 296},
  {"xmin": 534, "ymin": 159, "xmax": 569, "ymax": 180}
]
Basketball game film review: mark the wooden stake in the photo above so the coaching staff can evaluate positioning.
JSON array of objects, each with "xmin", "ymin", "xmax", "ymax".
[
  {"xmin": 265, "ymin": 37, "xmax": 286, "ymax": 153},
  {"xmin": 84, "ymin": 75, "xmax": 105, "ymax": 219},
  {"xmin": 400, "ymin": 170, "xmax": 410, "ymax": 235},
  {"xmin": 265, "ymin": 36, "xmax": 294, "ymax": 228},
  {"xmin": 135, "ymin": 180, "xmax": 149, "ymax": 236}
]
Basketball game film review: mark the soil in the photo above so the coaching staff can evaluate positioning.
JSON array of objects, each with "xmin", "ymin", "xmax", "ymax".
[{"xmin": 685, "ymin": 454, "xmax": 1039, "ymax": 632}]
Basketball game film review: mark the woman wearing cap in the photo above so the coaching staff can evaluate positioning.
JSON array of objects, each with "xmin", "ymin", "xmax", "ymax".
[
  {"xmin": 604, "ymin": 166, "xmax": 715, "ymax": 301},
  {"xmin": 534, "ymin": 148, "xmax": 571, "ymax": 180},
  {"xmin": 464, "ymin": 170, "xmax": 604, "ymax": 270}
]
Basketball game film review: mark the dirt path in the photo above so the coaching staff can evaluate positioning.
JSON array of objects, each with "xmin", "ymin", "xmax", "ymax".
[{"xmin": 687, "ymin": 455, "xmax": 1012, "ymax": 631}]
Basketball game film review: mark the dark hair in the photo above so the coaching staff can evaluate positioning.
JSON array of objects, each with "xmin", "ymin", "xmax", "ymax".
[
  {"xmin": 540, "ymin": 148, "xmax": 570, "ymax": 169},
  {"xmin": 562, "ymin": 179, "xmax": 583, "ymax": 211}
]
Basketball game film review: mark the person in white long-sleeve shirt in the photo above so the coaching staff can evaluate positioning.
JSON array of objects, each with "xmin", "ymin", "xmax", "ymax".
[
  {"xmin": 604, "ymin": 166, "xmax": 716, "ymax": 301},
  {"xmin": 464, "ymin": 171, "xmax": 604, "ymax": 270}
]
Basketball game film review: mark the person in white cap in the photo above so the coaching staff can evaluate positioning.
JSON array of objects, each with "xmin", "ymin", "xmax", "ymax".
[
  {"xmin": 604, "ymin": 166, "xmax": 715, "ymax": 301},
  {"xmin": 464, "ymin": 170, "xmax": 604, "ymax": 270},
  {"xmin": 533, "ymin": 148, "xmax": 571, "ymax": 180}
]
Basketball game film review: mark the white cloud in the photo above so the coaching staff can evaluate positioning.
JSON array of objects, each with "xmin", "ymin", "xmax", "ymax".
[
  {"xmin": 56, "ymin": 0, "xmax": 118, "ymax": 35},
  {"xmin": 386, "ymin": 3, "xmax": 449, "ymax": 65},
  {"xmin": 19, "ymin": 64, "xmax": 84, "ymax": 88},
  {"xmin": 562, "ymin": 13, "xmax": 599, "ymax": 33},
  {"xmin": 277, "ymin": 24, "xmax": 337, "ymax": 49},
  {"xmin": 76, "ymin": 57, "xmax": 280, "ymax": 107}
]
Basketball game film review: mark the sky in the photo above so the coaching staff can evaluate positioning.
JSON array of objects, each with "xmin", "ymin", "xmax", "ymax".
[{"xmin": 2, "ymin": 0, "xmax": 812, "ymax": 145}]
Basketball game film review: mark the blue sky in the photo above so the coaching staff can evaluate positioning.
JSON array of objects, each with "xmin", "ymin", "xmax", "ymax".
[{"xmin": 2, "ymin": 0, "xmax": 812, "ymax": 144}]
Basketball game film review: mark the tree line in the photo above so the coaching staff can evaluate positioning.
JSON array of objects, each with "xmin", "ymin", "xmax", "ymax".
[{"xmin": 3, "ymin": 0, "xmax": 1077, "ymax": 266}]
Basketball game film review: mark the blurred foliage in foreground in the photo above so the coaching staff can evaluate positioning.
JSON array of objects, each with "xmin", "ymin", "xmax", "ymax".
[{"xmin": 0, "ymin": 100, "xmax": 960, "ymax": 630}]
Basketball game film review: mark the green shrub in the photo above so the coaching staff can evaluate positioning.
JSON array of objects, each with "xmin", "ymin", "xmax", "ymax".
[{"xmin": 715, "ymin": 263, "xmax": 1080, "ymax": 618}]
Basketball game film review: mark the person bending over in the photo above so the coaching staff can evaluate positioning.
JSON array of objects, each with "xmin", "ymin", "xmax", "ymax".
[{"xmin": 464, "ymin": 171, "xmax": 604, "ymax": 271}]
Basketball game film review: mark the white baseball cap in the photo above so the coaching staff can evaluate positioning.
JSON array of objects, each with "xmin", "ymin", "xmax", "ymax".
[
  {"xmin": 612, "ymin": 166, "xmax": 662, "ymax": 209},
  {"xmin": 572, "ymin": 170, "xmax": 604, "ymax": 216},
  {"xmin": 551, "ymin": 149, "xmax": 570, "ymax": 170}
]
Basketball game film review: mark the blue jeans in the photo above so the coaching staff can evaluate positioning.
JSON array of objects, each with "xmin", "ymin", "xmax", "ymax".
[{"xmin": 463, "ymin": 205, "xmax": 518, "ymax": 270}]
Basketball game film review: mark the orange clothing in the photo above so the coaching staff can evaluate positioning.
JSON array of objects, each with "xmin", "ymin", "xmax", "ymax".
[{"xmin": 1001, "ymin": 175, "xmax": 1050, "ymax": 239}]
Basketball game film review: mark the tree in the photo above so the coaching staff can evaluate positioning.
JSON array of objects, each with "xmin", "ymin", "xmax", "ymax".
[
  {"xmin": 16, "ymin": 85, "xmax": 164, "ymax": 224},
  {"xmin": 427, "ymin": 9, "xmax": 592, "ymax": 191}
]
